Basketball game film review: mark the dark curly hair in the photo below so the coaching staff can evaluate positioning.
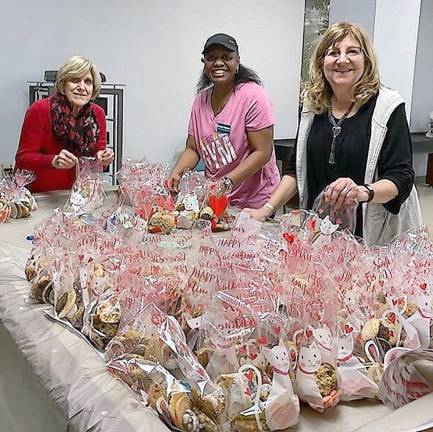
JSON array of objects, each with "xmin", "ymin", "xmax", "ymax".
[{"xmin": 196, "ymin": 64, "xmax": 262, "ymax": 93}]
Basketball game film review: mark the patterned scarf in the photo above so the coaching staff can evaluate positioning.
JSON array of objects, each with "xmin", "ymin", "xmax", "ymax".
[{"xmin": 50, "ymin": 93, "xmax": 100, "ymax": 156}]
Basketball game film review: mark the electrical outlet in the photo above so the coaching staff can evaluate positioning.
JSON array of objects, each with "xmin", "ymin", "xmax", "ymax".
[{"xmin": 1, "ymin": 162, "xmax": 13, "ymax": 179}]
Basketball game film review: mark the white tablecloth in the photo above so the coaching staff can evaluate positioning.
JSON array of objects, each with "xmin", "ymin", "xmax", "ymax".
[{"xmin": 1, "ymin": 191, "xmax": 433, "ymax": 432}]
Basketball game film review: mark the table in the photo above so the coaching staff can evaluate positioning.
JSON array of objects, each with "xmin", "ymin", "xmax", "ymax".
[{"xmin": 1, "ymin": 190, "xmax": 433, "ymax": 432}]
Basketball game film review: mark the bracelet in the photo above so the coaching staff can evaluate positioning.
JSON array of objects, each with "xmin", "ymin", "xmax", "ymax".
[{"xmin": 264, "ymin": 202, "xmax": 276, "ymax": 214}]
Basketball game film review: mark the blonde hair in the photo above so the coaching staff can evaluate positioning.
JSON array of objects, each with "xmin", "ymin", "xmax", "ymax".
[
  {"xmin": 304, "ymin": 22, "xmax": 380, "ymax": 114},
  {"xmin": 55, "ymin": 55, "xmax": 102, "ymax": 98}
]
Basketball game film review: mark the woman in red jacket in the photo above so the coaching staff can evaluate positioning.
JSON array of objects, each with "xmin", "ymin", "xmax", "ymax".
[{"xmin": 15, "ymin": 56, "xmax": 114, "ymax": 192}]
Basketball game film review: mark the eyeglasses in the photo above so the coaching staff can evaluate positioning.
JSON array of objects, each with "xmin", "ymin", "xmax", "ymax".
[{"xmin": 325, "ymin": 47, "xmax": 363, "ymax": 59}]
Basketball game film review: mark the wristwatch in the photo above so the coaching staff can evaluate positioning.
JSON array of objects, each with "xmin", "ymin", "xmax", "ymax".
[
  {"xmin": 221, "ymin": 176, "xmax": 234, "ymax": 193},
  {"xmin": 359, "ymin": 184, "xmax": 374, "ymax": 203}
]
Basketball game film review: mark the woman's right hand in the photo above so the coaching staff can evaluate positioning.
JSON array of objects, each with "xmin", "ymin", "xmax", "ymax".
[
  {"xmin": 243, "ymin": 206, "xmax": 272, "ymax": 222},
  {"xmin": 166, "ymin": 170, "xmax": 182, "ymax": 193},
  {"xmin": 52, "ymin": 149, "xmax": 78, "ymax": 169}
]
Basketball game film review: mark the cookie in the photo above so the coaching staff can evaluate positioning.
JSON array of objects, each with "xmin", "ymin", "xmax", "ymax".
[
  {"xmin": 315, "ymin": 362, "xmax": 338, "ymax": 397},
  {"xmin": 31, "ymin": 273, "xmax": 51, "ymax": 303},
  {"xmin": 405, "ymin": 302, "xmax": 418, "ymax": 317},
  {"xmin": 96, "ymin": 298, "xmax": 121, "ymax": 323},
  {"xmin": 148, "ymin": 210, "xmax": 176, "ymax": 234},
  {"xmin": 191, "ymin": 388, "xmax": 226, "ymax": 424},
  {"xmin": 169, "ymin": 391, "xmax": 193, "ymax": 430},
  {"xmin": 0, "ymin": 200, "xmax": 11, "ymax": 223},
  {"xmin": 56, "ymin": 291, "xmax": 77, "ymax": 319},
  {"xmin": 361, "ymin": 318, "xmax": 380, "ymax": 342},
  {"xmin": 198, "ymin": 206, "xmax": 214, "ymax": 221}
]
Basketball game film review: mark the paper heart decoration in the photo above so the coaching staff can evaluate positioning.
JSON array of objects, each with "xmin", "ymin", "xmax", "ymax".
[
  {"xmin": 283, "ymin": 232, "xmax": 295, "ymax": 244},
  {"xmin": 305, "ymin": 328, "xmax": 313, "ymax": 339},
  {"xmin": 420, "ymin": 282, "xmax": 428, "ymax": 291},
  {"xmin": 387, "ymin": 312, "xmax": 396, "ymax": 324},
  {"xmin": 307, "ymin": 219, "xmax": 317, "ymax": 231},
  {"xmin": 245, "ymin": 370, "xmax": 254, "ymax": 382},
  {"xmin": 250, "ymin": 352, "xmax": 257, "ymax": 360},
  {"xmin": 274, "ymin": 326, "xmax": 281, "ymax": 336},
  {"xmin": 257, "ymin": 335, "xmax": 268, "ymax": 345},
  {"xmin": 290, "ymin": 350, "xmax": 297, "ymax": 362},
  {"xmin": 344, "ymin": 324, "xmax": 353, "ymax": 334},
  {"xmin": 78, "ymin": 254, "xmax": 84, "ymax": 262}
]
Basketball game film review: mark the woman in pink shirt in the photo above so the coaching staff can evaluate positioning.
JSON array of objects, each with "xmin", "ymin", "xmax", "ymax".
[{"xmin": 167, "ymin": 33, "xmax": 280, "ymax": 209}]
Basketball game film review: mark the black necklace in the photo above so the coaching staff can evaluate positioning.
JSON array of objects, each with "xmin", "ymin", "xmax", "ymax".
[{"xmin": 327, "ymin": 102, "xmax": 355, "ymax": 165}]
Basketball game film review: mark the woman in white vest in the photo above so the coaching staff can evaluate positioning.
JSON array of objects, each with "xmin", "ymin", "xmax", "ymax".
[{"xmin": 246, "ymin": 22, "xmax": 423, "ymax": 245}]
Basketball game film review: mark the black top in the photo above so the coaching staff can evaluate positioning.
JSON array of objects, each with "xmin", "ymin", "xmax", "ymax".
[{"xmin": 284, "ymin": 94, "xmax": 415, "ymax": 237}]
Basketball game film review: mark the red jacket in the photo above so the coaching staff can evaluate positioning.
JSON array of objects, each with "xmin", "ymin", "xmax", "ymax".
[{"xmin": 15, "ymin": 97, "xmax": 106, "ymax": 192}]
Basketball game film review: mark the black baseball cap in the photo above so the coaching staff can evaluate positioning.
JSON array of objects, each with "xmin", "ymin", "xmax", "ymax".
[{"xmin": 202, "ymin": 33, "xmax": 239, "ymax": 54}]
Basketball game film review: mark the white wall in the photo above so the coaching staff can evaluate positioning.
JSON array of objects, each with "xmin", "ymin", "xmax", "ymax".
[
  {"xmin": 411, "ymin": 0, "xmax": 433, "ymax": 133},
  {"xmin": 329, "ymin": 0, "xmax": 376, "ymax": 38},
  {"xmin": 373, "ymin": 0, "xmax": 421, "ymax": 122},
  {"xmin": 0, "ymin": 0, "xmax": 304, "ymax": 167}
]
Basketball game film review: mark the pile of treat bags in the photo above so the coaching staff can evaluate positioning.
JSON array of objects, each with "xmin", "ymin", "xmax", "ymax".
[
  {"xmin": 0, "ymin": 169, "xmax": 37, "ymax": 223},
  {"xmin": 22, "ymin": 157, "xmax": 433, "ymax": 431}
]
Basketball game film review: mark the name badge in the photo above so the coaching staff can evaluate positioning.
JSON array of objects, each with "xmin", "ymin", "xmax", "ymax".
[{"xmin": 216, "ymin": 122, "xmax": 231, "ymax": 135}]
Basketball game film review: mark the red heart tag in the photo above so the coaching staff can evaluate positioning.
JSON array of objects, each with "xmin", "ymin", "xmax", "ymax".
[
  {"xmin": 420, "ymin": 282, "xmax": 428, "ymax": 291},
  {"xmin": 307, "ymin": 219, "xmax": 317, "ymax": 231},
  {"xmin": 344, "ymin": 324, "xmax": 353, "ymax": 334},
  {"xmin": 208, "ymin": 194, "xmax": 229, "ymax": 218},
  {"xmin": 274, "ymin": 326, "xmax": 281, "ymax": 336},
  {"xmin": 78, "ymin": 254, "xmax": 84, "ymax": 262},
  {"xmin": 250, "ymin": 352, "xmax": 257, "ymax": 360},
  {"xmin": 282, "ymin": 232, "xmax": 295, "ymax": 244},
  {"xmin": 387, "ymin": 312, "xmax": 396, "ymax": 324},
  {"xmin": 257, "ymin": 335, "xmax": 268, "ymax": 345},
  {"xmin": 305, "ymin": 329, "xmax": 313, "ymax": 339},
  {"xmin": 245, "ymin": 370, "xmax": 254, "ymax": 381}
]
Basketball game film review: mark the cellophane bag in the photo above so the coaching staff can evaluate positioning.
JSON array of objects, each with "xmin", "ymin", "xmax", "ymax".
[
  {"xmin": 107, "ymin": 304, "xmax": 227, "ymax": 431},
  {"xmin": 65, "ymin": 157, "xmax": 104, "ymax": 216},
  {"xmin": 294, "ymin": 261, "xmax": 342, "ymax": 412},
  {"xmin": 51, "ymin": 255, "xmax": 85, "ymax": 329},
  {"xmin": 380, "ymin": 348, "xmax": 433, "ymax": 408},
  {"xmin": 82, "ymin": 289, "xmax": 121, "ymax": 351},
  {"xmin": 0, "ymin": 169, "xmax": 36, "ymax": 220},
  {"xmin": 311, "ymin": 189, "xmax": 358, "ymax": 246},
  {"xmin": 118, "ymin": 159, "xmax": 175, "ymax": 233},
  {"xmin": 175, "ymin": 170, "xmax": 209, "ymax": 229},
  {"xmin": 108, "ymin": 356, "xmax": 207, "ymax": 431}
]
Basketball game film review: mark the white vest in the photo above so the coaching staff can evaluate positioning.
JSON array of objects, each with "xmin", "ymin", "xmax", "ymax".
[{"xmin": 295, "ymin": 87, "xmax": 423, "ymax": 246}]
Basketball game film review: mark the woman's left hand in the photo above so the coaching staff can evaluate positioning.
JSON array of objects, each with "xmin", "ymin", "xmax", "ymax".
[
  {"xmin": 324, "ymin": 177, "xmax": 366, "ymax": 209},
  {"xmin": 96, "ymin": 148, "xmax": 114, "ymax": 166}
]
